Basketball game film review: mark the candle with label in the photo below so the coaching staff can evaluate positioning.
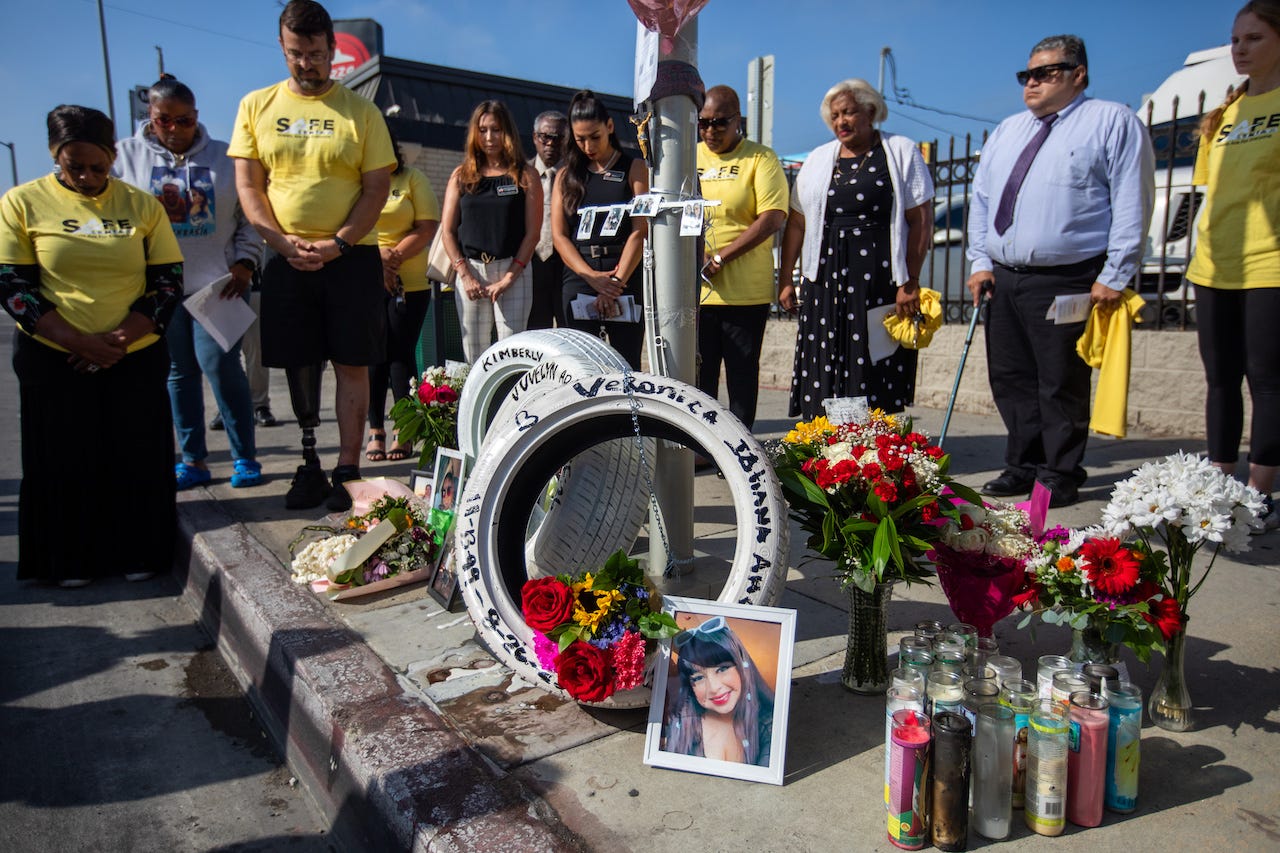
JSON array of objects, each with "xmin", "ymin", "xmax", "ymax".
[
  {"xmin": 973, "ymin": 703, "xmax": 1015, "ymax": 839},
  {"xmin": 1067, "ymin": 691, "xmax": 1110, "ymax": 827},
  {"xmin": 999, "ymin": 680, "xmax": 1037, "ymax": 809},
  {"xmin": 1104, "ymin": 684, "xmax": 1142, "ymax": 813},
  {"xmin": 1025, "ymin": 700, "xmax": 1070, "ymax": 836},
  {"xmin": 930, "ymin": 711, "xmax": 972, "ymax": 851},
  {"xmin": 888, "ymin": 709, "xmax": 932, "ymax": 850}
]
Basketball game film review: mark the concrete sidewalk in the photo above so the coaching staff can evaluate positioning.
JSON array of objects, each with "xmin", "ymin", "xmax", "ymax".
[{"xmin": 175, "ymin": 355, "xmax": 1280, "ymax": 851}]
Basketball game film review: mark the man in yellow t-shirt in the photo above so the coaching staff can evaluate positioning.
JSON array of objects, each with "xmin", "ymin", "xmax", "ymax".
[
  {"xmin": 696, "ymin": 85, "xmax": 789, "ymax": 430},
  {"xmin": 229, "ymin": 0, "xmax": 395, "ymax": 511}
]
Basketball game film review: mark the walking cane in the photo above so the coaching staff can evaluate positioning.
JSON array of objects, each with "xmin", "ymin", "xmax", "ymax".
[{"xmin": 938, "ymin": 283, "xmax": 991, "ymax": 448}]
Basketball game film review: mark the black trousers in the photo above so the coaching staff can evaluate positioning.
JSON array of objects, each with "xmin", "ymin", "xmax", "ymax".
[
  {"xmin": 697, "ymin": 302, "xmax": 771, "ymax": 428},
  {"xmin": 527, "ymin": 253, "xmax": 564, "ymax": 330},
  {"xmin": 1194, "ymin": 284, "xmax": 1280, "ymax": 467},
  {"xmin": 985, "ymin": 256, "xmax": 1104, "ymax": 486},
  {"xmin": 369, "ymin": 288, "xmax": 431, "ymax": 430}
]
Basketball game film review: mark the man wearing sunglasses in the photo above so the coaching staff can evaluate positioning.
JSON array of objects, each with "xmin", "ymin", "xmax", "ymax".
[
  {"xmin": 695, "ymin": 85, "xmax": 789, "ymax": 431},
  {"xmin": 229, "ymin": 0, "xmax": 395, "ymax": 511},
  {"xmin": 527, "ymin": 111, "xmax": 567, "ymax": 329},
  {"xmin": 966, "ymin": 35, "xmax": 1153, "ymax": 508}
]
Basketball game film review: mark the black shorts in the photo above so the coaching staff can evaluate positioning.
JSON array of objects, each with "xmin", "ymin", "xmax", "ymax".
[{"xmin": 260, "ymin": 245, "xmax": 386, "ymax": 368}]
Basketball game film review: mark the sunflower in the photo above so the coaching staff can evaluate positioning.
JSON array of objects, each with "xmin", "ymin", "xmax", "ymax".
[{"xmin": 571, "ymin": 574, "xmax": 624, "ymax": 634}]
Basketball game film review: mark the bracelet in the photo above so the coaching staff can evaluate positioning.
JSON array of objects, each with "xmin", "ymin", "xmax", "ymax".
[
  {"xmin": 609, "ymin": 274, "xmax": 622, "ymax": 283},
  {"xmin": 451, "ymin": 257, "xmax": 466, "ymax": 269},
  {"xmin": 511, "ymin": 258, "xmax": 527, "ymax": 270}
]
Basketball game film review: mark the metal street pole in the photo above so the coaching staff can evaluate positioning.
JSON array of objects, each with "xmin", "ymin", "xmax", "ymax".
[
  {"xmin": 97, "ymin": 0, "xmax": 117, "ymax": 129},
  {"xmin": 156, "ymin": 45, "xmax": 165, "ymax": 78},
  {"xmin": 647, "ymin": 18, "xmax": 698, "ymax": 575},
  {"xmin": 0, "ymin": 141, "xmax": 16, "ymax": 189},
  {"xmin": 878, "ymin": 46, "xmax": 891, "ymax": 95}
]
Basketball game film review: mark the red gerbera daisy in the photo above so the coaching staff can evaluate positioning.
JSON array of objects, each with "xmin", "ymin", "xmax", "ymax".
[{"xmin": 1080, "ymin": 537, "xmax": 1141, "ymax": 595}]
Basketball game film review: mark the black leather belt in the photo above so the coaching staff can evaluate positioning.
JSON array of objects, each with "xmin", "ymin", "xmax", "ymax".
[
  {"xmin": 993, "ymin": 254, "xmax": 1106, "ymax": 276},
  {"xmin": 582, "ymin": 245, "xmax": 623, "ymax": 258}
]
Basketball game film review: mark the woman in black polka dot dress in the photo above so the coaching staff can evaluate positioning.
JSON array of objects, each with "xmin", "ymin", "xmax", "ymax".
[{"xmin": 779, "ymin": 79, "xmax": 935, "ymax": 420}]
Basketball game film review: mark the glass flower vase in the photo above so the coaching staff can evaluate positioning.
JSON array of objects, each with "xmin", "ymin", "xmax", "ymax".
[
  {"xmin": 1148, "ymin": 630, "xmax": 1193, "ymax": 732},
  {"xmin": 1068, "ymin": 623, "xmax": 1121, "ymax": 666},
  {"xmin": 842, "ymin": 581, "xmax": 893, "ymax": 694}
]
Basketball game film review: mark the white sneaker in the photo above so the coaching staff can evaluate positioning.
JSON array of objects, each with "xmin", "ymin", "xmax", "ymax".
[
  {"xmin": 1254, "ymin": 496, "xmax": 1279, "ymax": 535},
  {"xmin": 58, "ymin": 578, "xmax": 92, "ymax": 588}
]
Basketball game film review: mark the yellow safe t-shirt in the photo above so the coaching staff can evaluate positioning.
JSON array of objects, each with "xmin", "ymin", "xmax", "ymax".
[
  {"xmin": 1185, "ymin": 85, "xmax": 1280, "ymax": 290},
  {"xmin": 697, "ymin": 138, "xmax": 790, "ymax": 305},
  {"xmin": 0, "ymin": 173, "xmax": 184, "ymax": 352},
  {"xmin": 376, "ymin": 167, "xmax": 441, "ymax": 293},
  {"xmin": 228, "ymin": 81, "xmax": 396, "ymax": 243}
]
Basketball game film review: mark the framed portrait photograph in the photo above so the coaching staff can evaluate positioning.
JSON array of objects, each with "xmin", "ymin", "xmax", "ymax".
[
  {"xmin": 644, "ymin": 597, "xmax": 797, "ymax": 785},
  {"xmin": 409, "ymin": 469, "xmax": 433, "ymax": 502},
  {"xmin": 430, "ymin": 448, "xmax": 464, "ymax": 515},
  {"xmin": 428, "ymin": 550, "xmax": 461, "ymax": 611}
]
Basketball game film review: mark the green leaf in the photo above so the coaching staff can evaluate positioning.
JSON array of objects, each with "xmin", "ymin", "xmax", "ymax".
[
  {"xmin": 946, "ymin": 481, "xmax": 984, "ymax": 509},
  {"xmin": 639, "ymin": 611, "xmax": 680, "ymax": 639}
]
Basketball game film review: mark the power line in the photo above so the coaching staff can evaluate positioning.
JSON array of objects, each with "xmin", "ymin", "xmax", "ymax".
[
  {"xmin": 93, "ymin": 0, "xmax": 278, "ymax": 49},
  {"xmin": 883, "ymin": 51, "xmax": 999, "ymax": 127}
]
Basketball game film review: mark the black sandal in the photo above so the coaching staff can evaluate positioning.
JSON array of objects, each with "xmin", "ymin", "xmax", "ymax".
[{"xmin": 365, "ymin": 431, "xmax": 387, "ymax": 462}]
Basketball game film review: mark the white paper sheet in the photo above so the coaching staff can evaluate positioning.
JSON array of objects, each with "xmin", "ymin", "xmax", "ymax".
[
  {"xmin": 865, "ymin": 304, "xmax": 900, "ymax": 363},
  {"xmin": 1045, "ymin": 293, "xmax": 1092, "ymax": 325},
  {"xmin": 570, "ymin": 294, "xmax": 641, "ymax": 323},
  {"xmin": 183, "ymin": 274, "xmax": 257, "ymax": 352}
]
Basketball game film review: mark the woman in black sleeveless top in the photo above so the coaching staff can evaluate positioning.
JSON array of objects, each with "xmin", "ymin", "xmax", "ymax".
[
  {"xmin": 551, "ymin": 90, "xmax": 649, "ymax": 369},
  {"xmin": 440, "ymin": 100, "xmax": 542, "ymax": 362}
]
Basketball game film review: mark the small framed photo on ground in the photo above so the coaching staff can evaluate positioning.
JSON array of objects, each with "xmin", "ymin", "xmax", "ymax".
[
  {"xmin": 644, "ymin": 597, "xmax": 796, "ymax": 785},
  {"xmin": 431, "ymin": 448, "xmax": 464, "ymax": 515},
  {"xmin": 429, "ymin": 551, "xmax": 461, "ymax": 611},
  {"xmin": 409, "ymin": 470, "xmax": 433, "ymax": 502}
]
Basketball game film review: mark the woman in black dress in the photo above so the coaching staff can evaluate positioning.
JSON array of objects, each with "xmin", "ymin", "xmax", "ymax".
[
  {"xmin": 551, "ymin": 90, "xmax": 649, "ymax": 369},
  {"xmin": 779, "ymin": 79, "xmax": 934, "ymax": 419}
]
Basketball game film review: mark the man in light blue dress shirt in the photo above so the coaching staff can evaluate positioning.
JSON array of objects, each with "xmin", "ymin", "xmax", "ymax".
[{"xmin": 966, "ymin": 34, "xmax": 1154, "ymax": 508}]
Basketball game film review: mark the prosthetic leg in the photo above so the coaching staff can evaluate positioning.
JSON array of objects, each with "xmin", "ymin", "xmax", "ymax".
[{"xmin": 283, "ymin": 362, "xmax": 331, "ymax": 509}]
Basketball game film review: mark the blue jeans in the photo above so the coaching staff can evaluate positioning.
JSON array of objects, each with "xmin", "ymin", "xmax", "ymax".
[{"xmin": 167, "ymin": 300, "xmax": 256, "ymax": 464}]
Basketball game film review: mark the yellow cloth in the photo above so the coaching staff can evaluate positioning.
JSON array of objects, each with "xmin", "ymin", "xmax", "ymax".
[
  {"xmin": 1185, "ymin": 85, "xmax": 1280, "ymax": 290},
  {"xmin": 376, "ymin": 167, "xmax": 441, "ymax": 293},
  {"xmin": 227, "ymin": 81, "xmax": 396, "ymax": 243},
  {"xmin": 0, "ymin": 174, "xmax": 184, "ymax": 352},
  {"xmin": 696, "ymin": 138, "xmax": 789, "ymax": 305},
  {"xmin": 1076, "ymin": 288, "xmax": 1145, "ymax": 438},
  {"xmin": 882, "ymin": 288, "xmax": 943, "ymax": 349}
]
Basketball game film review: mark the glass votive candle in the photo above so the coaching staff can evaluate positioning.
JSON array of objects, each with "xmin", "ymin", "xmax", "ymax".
[
  {"xmin": 934, "ymin": 632, "xmax": 967, "ymax": 657},
  {"xmin": 901, "ymin": 635, "xmax": 933, "ymax": 656},
  {"xmin": 963, "ymin": 663, "xmax": 997, "ymax": 683},
  {"xmin": 902, "ymin": 647, "xmax": 935, "ymax": 674},
  {"xmin": 928, "ymin": 670, "xmax": 965, "ymax": 716},
  {"xmin": 987, "ymin": 654, "xmax": 1022, "ymax": 688},
  {"xmin": 934, "ymin": 649, "xmax": 967, "ymax": 674},
  {"xmin": 891, "ymin": 666, "xmax": 927, "ymax": 692},
  {"xmin": 963, "ymin": 678, "xmax": 1002, "ymax": 732},
  {"xmin": 970, "ymin": 636, "xmax": 1000, "ymax": 668},
  {"xmin": 915, "ymin": 620, "xmax": 946, "ymax": 642},
  {"xmin": 948, "ymin": 623, "xmax": 979, "ymax": 652},
  {"xmin": 1036, "ymin": 654, "xmax": 1074, "ymax": 701},
  {"xmin": 1051, "ymin": 671, "xmax": 1089, "ymax": 708}
]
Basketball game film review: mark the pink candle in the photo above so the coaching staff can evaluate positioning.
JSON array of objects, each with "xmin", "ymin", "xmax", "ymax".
[{"xmin": 1067, "ymin": 692, "xmax": 1110, "ymax": 827}]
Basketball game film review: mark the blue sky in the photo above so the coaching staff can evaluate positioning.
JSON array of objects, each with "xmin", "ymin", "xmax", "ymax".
[{"xmin": 0, "ymin": 0, "xmax": 1227, "ymax": 193}]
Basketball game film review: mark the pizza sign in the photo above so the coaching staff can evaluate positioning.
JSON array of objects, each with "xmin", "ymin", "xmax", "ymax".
[{"xmin": 330, "ymin": 31, "xmax": 371, "ymax": 80}]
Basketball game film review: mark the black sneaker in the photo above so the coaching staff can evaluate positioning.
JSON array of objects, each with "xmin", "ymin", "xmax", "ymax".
[
  {"xmin": 326, "ymin": 465, "xmax": 361, "ymax": 512},
  {"xmin": 209, "ymin": 412, "xmax": 225, "ymax": 431},
  {"xmin": 285, "ymin": 462, "xmax": 330, "ymax": 510},
  {"xmin": 255, "ymin": 406, "xmax": 279, "ymax": 427}
]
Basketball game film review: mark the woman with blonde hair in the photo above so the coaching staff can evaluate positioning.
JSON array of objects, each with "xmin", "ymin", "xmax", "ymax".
[
  {"xmin": 778, "ymin": 78, "xmax": 933, "ymax": 419},
  {"xmin": 1185, "ymin": 0, "xmax": 1280, "ymax": 531},
  {"xmin": 440, "ymin": 100, "xmax": 542, "ymax": 362}
]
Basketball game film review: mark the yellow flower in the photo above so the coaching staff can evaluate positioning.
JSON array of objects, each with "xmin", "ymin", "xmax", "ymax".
[
  {"xmin": 785, "ymin": 416, "xmax": 836, "ymax": 445},
  {"xmin": 572, "ymin": 580, "xmax": 624, "ymax": 633},
  {"xmin": 869, "ymin": 408, "xmax": 897, "ymax": 430}
]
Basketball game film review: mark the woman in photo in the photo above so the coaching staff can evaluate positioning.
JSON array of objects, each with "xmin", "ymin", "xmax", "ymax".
[
  {"xmin": 1185, "ymin": 0, "xmax": 1280, "ymax": 531},
  {"xmin": 778, "ymin": 78, "xmax": 934, "ymax": 419},
  {"xmin": 440, "ymin": 101, "xmax": 541, "ymax": 363},
  {"xmin": 367, "ymin": 123, "xmax": 440, "ymax": 462},
  {"xmin": 551, "ymin": 90, "xmax": 648, "ymax": 369},
  {"xmin": 662, "ymin": 616, "xmax": 775, "ymax": 766},
  {"xmin": 1, "ymin": 105, "xmax": 184, "ymax": 587}
]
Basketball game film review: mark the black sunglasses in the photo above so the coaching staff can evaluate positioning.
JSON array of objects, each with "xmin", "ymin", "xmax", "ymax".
[
  {"xmin": 1016, "ymin": 63, "xmax": 1079, "ymax": 86},
  {"xmin": 533, "ymin": 132, "xmax": 562, "ymax": 143},
  {"xmin": 697, "ymin": 115, "xmax": 738, "ymax": 131}
]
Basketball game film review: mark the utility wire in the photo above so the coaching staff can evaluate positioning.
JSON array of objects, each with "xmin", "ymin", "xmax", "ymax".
[
  {"xmin": 883, "ymin": 52, "xmax": 999, "ymax": 127},
  {"xmin": 92, "ymin": 0, "xmax": 278, "ymax": 49}
]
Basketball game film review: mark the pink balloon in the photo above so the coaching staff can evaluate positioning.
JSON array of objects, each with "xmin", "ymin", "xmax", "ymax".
[{"xmin": 628, "ymin": 0, "xmax": 710, "ymax": 53}]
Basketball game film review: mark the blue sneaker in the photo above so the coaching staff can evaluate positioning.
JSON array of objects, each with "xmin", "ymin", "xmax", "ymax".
[
  {"xmin": 175, "ymin": 462, "xmax": 212, "ymax": 491},
  {"xmin": 230, "ymin": 459, "xmax": 263, "ymax": 488}
]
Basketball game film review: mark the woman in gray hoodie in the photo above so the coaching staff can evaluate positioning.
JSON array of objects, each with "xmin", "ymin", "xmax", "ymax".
[{"xmin": 115, "ymin": 77, "xmax": 264, "ymax": 490}]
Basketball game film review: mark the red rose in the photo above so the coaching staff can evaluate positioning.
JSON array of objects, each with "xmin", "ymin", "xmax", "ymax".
[
  {"xmin": 1145, "ymin": 596, "xmax": 1184, "ymax": 641},
  {"xmin": 521, "ymin": 577, "xmax": 575, "ymax": 632},
  {"xmin": 434, "ymin": 384, "xmax": 459, "ymax": 404},
  {"xmin": 555, "ymin": 641, "xmax": 615, "ymax": 702},
  {"xmin": 417, "ymin": 383, "xmax": 438, "ymax": 404}
]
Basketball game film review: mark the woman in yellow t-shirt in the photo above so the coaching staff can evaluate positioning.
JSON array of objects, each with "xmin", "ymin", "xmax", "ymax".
[
  {"xmin": 0, "ymin": 105, "xmax": 184, "ymax": 587},
  {"xmin": 367, "ymin": 127, "xmax": 440, "ymax": 462},
  {"xmin": 1186, "ymin": 0, "xmax": 1280, "ymax": 531}
]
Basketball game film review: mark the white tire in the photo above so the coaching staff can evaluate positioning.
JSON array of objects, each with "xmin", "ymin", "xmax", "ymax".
[
  {"xmin": 455, "ymin": 329, "xmax": 652, "ymax": 575},
  {"xmin": 455, "ymin": 372, "xmax": 790, "ymax": 708}
]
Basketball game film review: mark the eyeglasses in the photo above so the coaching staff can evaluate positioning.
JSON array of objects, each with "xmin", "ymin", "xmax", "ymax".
[
  {"xmin": 284, "ymin": 49, "xmax": 330, "ymax": 65},
  {"xmin": 152, "ymin": 115, "xmax": 196, "ymax": 129},
  {"xmin": 1016, "ymin": 63, "xmax": 1079, "ymax": 86},
  {"xmin": 674, "ymin": 615, "xmax": 729, "ymax": 648},
  {"xmin": 533, "ymin": 132, "xmax": 563, "ymax": 143},
  {"xmin": 697, "ymin": 115, "xmax": 738, "ymax": 131}
]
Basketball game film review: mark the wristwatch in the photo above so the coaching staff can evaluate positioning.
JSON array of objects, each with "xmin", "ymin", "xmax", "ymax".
[
  {"xmin": 233, "ymin": 257, "xmax": 257, "ymax": 274},
  {"xmin": 333, "ymin": 235, "xmax": 352, "ymax": 256},
  {"xmin": 713, "ymin": 253, "xmax": 724, "ymax": 266}
]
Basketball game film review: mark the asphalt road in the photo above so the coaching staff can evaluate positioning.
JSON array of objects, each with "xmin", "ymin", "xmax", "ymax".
[{"xmin": 0, "ymin": 332, "xmax": 334, "ymax": 853}]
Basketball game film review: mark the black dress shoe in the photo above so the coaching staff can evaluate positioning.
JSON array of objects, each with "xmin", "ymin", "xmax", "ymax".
[
  {"xmin": 209, "ymin": 412, "xmax": 225, "ymax": 431},
  {"xmin": 1046, "ymin": 481, "xmax": 1080, "ymax": 508},
  {"xmin": 255, "ymin": 406, "xmax": 279, "ymax": 427},
  {"xmin": 981, "ymin": 470, "xmax": 1034, "ymax": 497}
]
